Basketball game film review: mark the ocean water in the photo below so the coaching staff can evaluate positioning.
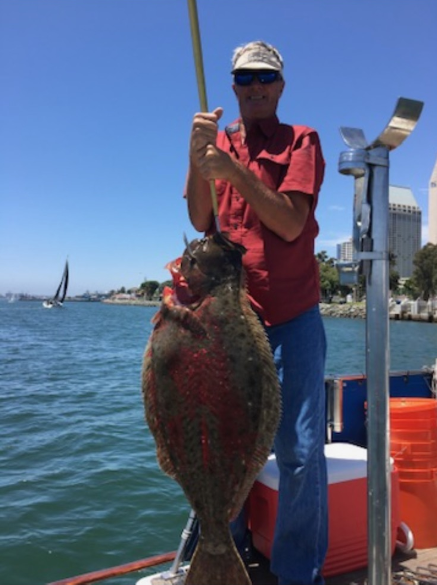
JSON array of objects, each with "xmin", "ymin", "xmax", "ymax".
[{"xmin": 1, "ymin": 301, "xmax": 436, "ymax": 585}]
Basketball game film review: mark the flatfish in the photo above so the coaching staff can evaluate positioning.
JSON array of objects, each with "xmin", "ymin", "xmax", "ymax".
[{"xmin": 142, "ymin": 233, "xmax": 281, "ymax": 585}]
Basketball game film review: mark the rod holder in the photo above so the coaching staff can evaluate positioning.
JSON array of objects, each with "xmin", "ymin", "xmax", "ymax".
[{"xmin": 338, "ymin": 97, "xmax": 423, "ymax": 585}]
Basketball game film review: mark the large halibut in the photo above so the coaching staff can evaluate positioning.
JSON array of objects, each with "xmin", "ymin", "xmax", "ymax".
[{"xmin": 142, "ymin": 233, "xmax": 281, "ymax": 585}]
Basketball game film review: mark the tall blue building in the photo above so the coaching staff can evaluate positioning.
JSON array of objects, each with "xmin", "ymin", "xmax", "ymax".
[{"xmin": 389, "ymin": 186, "xmax": 421, "ymax": 278}]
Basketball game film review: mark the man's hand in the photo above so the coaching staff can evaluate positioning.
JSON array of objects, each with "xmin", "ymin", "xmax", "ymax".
[
  {"xmin": 189, "ymin": 107, "xmax": 236, "ymax": 181},
  {"xmin": 189, "ymin": 107, "xmax": 223, "ymax": 163},
  {"xmin": 197, "ymin": 142, "xmax": 236, "ymax": 181}
]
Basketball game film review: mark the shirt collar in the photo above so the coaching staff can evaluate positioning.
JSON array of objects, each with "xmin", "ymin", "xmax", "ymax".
[{"xmin": 240, "ymin": 115, "xmax": 280, "ymax": 139}]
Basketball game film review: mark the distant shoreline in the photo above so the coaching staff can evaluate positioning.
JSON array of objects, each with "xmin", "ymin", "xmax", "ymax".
[
  {"xmin": 102, "ymin": 299, "xmax": 160, "ymax": 307},
  {"xmin": 101, "ymin": 299, "xmax": 436, "ymax": 323},
  {"xmin": 7, "ymin": 298, "xmax": 436, "ymax": 323},
  {"xmin": 320, "ymin": 303, "xmax": 435, "ymax": 323}
]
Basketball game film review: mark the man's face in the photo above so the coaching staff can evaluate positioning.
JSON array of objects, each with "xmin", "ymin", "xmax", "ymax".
[{"xmin": 232, "ymin": 70, "xmax": 285, "ymax": 122}]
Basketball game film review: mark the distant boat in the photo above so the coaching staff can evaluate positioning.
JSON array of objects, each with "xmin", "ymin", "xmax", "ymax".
[{"xmin": 42, "ymin": 260, "xmax": 69, "ymax": 309}]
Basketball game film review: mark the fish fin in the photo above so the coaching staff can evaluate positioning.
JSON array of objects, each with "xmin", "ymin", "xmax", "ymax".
[
  {"xmin": 185, "ymin": 538, "xmax": 250, "ymax": 585},
  {"xmin": 160, "ymin": 303, "xmax": 207, "ymax": 337}
]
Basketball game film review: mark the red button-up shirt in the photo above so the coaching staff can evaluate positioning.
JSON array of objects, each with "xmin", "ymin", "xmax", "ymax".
[{"xmin": 207, "ymin": 115, "xmax": 325, "ymax": 326}]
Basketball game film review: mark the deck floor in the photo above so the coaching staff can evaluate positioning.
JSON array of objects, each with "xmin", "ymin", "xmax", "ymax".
[
  {"xmin": 139, "ymin": 546, "xmax": 436, "ymax": 585},
  {"xmin": 247, "ymin": 546, "xmax": 437, "ymax": 585}
]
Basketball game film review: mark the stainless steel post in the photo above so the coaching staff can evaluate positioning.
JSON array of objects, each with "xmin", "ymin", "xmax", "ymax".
[
  {"xmin": 338, "ymin": 98, "xmax": 423, "ymax": 585},
  {"xmin": 365, "ymin": 147, "xmax": 391, "ymax": 584}
]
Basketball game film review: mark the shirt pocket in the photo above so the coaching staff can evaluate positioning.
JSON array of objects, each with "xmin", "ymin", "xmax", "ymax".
[{"xmin": 256, "ymin": 148, "xmax": 292, "ymax": 190}]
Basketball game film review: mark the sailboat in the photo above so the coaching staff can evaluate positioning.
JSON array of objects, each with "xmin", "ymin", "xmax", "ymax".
[{"xmin": 42, "ymin": 260, "xmax": 69, "ymax": 308}]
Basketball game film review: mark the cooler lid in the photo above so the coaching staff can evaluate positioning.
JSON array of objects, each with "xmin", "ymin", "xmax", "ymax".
[{"xmin": 256, "ymin": 443, "xmax": 394, "ymax": 489}]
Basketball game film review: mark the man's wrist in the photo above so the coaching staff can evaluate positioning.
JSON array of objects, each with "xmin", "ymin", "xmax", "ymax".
[{"xmin": 226, "ymin": 157, "xmax": 243, "ymax": 185}]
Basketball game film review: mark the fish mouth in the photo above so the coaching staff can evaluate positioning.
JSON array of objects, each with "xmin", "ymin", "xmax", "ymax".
[
  {"xmin": 165, "ymin": 257, "xmax": 187, "ymax": 287},
  {"xmin": 165, "ymin": 258, "xmax": 182, "ymax": 276},
  {"xmin": 164, "ymin": 256, "xmax": 199, "ymax": 306}
]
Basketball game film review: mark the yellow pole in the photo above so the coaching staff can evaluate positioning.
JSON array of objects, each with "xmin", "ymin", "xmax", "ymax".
[{"xmin": 187, "ymin": 0, "xmax": 220, "ymax": 232}]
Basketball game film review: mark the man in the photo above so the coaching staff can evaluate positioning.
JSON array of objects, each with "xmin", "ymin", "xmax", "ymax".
[{"xmin": 185, "ymin": 40, "xmax": 327, "ymax": 585}]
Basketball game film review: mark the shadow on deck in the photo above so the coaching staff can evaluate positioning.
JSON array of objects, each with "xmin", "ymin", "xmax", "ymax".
[{"xmin": 248, "ymin": 546, "xmax": 437, "ymax": 585}]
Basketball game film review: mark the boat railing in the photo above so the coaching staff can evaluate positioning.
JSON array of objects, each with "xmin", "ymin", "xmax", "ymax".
[{"xmin": 45, "ymin": 552, "xmax": 176, "ymax": 585}]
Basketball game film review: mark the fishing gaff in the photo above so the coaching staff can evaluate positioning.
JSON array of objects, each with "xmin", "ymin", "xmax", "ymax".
[
  {"xmin": 187, "ymin": 0, "xmax": 221, "ymax": 232},
  {"xmin": 158, "ymin": 4, "xmax": 218, "ymax": 574}
]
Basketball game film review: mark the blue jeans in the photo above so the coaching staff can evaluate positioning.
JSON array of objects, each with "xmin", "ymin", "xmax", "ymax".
[{"xmin": 268, "ymin": 305, "xmax": 328, "ymax": 585}]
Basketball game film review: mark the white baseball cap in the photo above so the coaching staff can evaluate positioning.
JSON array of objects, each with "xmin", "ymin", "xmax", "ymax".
[{"xmin": 231, "ymin": 41, "xmax": 284, "ymax": 73}]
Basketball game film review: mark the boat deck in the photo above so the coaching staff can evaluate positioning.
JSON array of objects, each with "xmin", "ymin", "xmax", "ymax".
[
  {"xmin": 248, "ymin": 546, "xmax": 437, "ymax": 585},
  {"xmin": 45, "ymin": 543, "xmax": 437, "ymax": 585}
]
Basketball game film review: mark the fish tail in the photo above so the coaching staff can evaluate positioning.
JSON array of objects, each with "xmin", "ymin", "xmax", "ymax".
[{"xmin": 185, "ymin": 537, "xmax": 251, "ymax": 585}]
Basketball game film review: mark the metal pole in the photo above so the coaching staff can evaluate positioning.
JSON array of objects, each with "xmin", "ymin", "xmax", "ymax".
[
  {"xmin": 163, "ymin": 509, "xmax": 197, "ymax": 578},
  {"xmin": 338, "ymin": 98, "xmax": 423, "ymax": 585},
  {"xmin": 365, "ymin": 147, "xmax": 391, "ymax": 585}
]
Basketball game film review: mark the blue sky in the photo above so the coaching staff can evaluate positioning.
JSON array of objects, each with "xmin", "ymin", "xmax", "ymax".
[{"xmin": 1, "ymin": 0, "xmax": 436, "ymax": 296}]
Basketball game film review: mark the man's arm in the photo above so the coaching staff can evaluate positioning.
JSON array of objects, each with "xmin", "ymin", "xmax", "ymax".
[
  {"xmin": 187, "ymin": 108, "xmax": 312, "ymax": 241},
  {"xmin": 224, "ymin": 160, "xmax": 311, "ymax": 242},
  {"xmin": 186, "ymin": 163, "xmax": 213, "ymax": 232}
]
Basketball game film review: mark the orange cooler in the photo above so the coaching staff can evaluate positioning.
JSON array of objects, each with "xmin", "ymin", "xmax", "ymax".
[{"xmin": 248, "ymin": 442, "xmax": 400, "ymax": 578}]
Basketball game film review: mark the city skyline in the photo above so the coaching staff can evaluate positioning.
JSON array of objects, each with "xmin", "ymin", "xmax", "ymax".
[{"xmin": 337, "ymin": 185, "xmax": 424, "ymax": 279}]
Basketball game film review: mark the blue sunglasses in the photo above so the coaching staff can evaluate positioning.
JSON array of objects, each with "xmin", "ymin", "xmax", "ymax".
[{"xmin": 233, "ymin": 70, "xmax": 282, "ymax": 87}]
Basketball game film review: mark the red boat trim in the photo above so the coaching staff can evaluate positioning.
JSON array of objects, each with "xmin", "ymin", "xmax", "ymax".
[{"xmin": 45, "ymin": 551, "xmax": 176, "ymax": 585}]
